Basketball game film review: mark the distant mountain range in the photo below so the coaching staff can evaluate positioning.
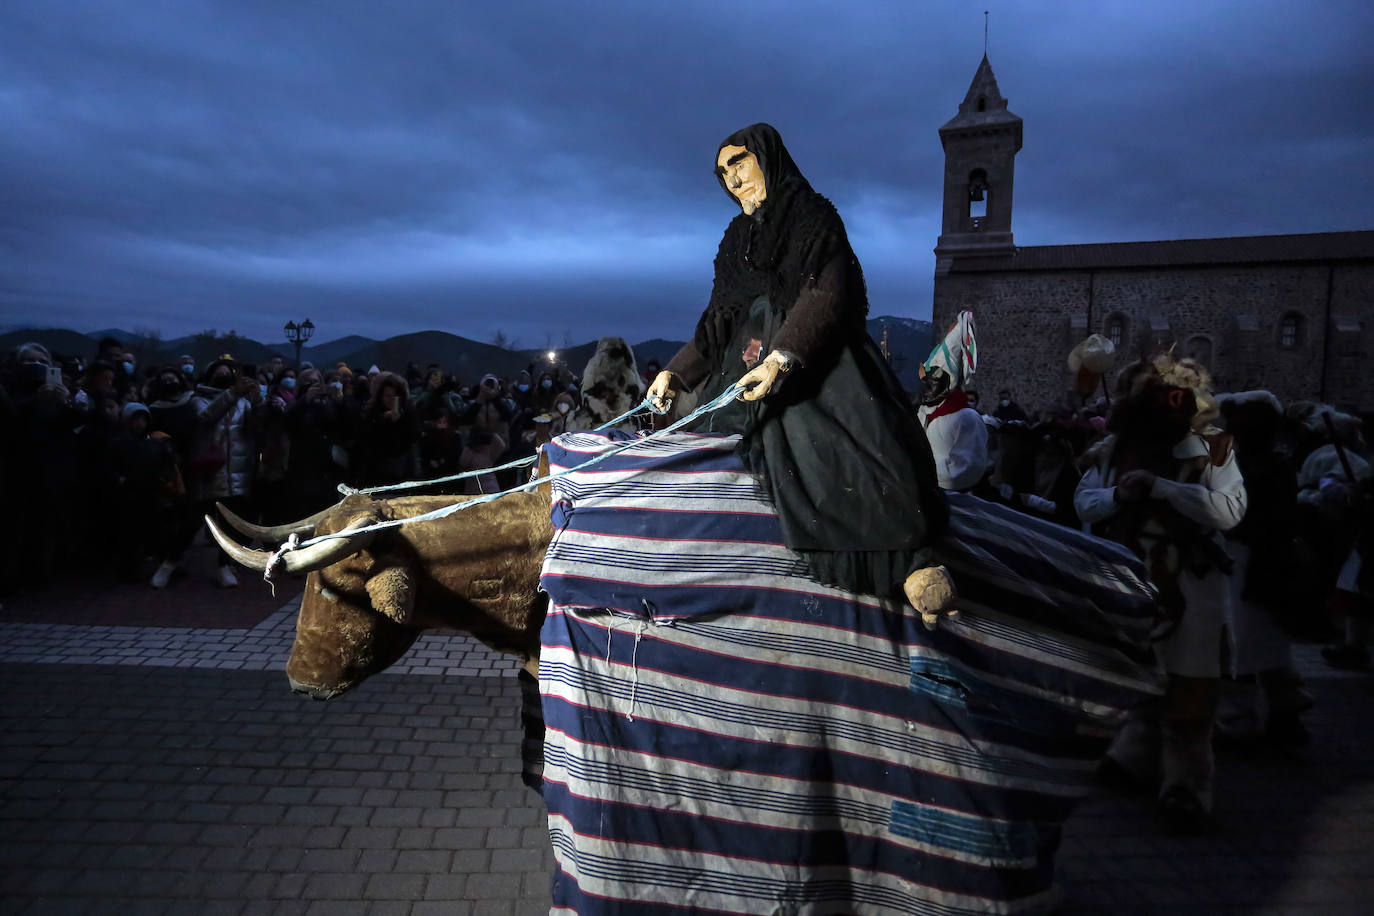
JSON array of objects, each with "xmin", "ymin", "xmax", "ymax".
[{"xmin": 3, "ymin": 316, "xmax": 932, "ymax": 391}]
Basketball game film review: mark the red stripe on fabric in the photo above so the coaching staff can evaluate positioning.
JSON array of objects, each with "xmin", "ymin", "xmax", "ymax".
[
  {"xmin": 547, "ymin": 612, "xmax": 901, "ymax": 689},
  {"xmin": 547, "ymin": 505, "xmax": 776, "ymax": 518},
  {"xmin": 536, "ymin": 654, "xmax": 971, "ymax": 748},
  {"xmin": 540, "ymin": 574, "xmax": 892, "ymax": 613},
  {"xmin": 548, "ymin": 467, "xmax": 749, "ymax": 477},
  {"xmin": 552, "ymin": 529, "xmax": 784, "ymax": 548},
  {"xmin": 541, "ymin": 723, "xmax": 1018, "ymax": 822}
]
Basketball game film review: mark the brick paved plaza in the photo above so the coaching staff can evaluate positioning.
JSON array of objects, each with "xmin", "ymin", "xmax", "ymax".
[{"xmin": 2, "ymin": 552, "xmax": 1372, "ymax": 914}]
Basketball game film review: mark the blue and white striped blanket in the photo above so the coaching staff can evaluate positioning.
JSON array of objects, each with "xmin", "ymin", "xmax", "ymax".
[{"xmin": 538, "ymin": 431, "xmax": 1162, "ymax": 915}]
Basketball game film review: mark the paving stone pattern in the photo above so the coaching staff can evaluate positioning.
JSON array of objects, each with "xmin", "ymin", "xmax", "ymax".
[
  {"xmin": 2, "ymin": 663, "xmax": 551, "ymax": 915},
  {"xmin": 0, "ymin": 600, "xmax": 521, "ymax": 678}
]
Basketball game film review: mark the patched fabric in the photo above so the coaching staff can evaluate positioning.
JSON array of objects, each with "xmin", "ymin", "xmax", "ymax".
[{"xmin": 535, "ymin": 432, "xmax": 1163, "ymax": 914}]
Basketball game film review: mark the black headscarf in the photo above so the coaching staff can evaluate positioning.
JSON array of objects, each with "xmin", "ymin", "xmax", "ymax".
[{"xmin": 697, "ymin": 123, "xmax": 865, "ymax": 363}]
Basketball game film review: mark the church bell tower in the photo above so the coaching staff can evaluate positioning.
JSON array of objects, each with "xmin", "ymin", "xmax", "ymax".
[{"xmin": 934, "ymin": 55, "xmax": 1023, "ymax": 273}]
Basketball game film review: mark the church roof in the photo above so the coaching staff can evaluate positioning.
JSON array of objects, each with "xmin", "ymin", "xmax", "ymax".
[
  {"xmin": 946, "ymin": 230, "xmax": 1374, "ymax": 273},
  {"xmin": 941, "ymin": 54, "xmax": 1021, "ymax": 133}
]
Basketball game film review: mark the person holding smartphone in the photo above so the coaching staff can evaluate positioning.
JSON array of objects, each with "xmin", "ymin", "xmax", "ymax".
[{"xmin": 172, "ymin": 358, "xmax": 266, "ymax": 588}]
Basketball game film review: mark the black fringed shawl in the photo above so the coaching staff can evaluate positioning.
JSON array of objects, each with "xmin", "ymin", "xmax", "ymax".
[{"xmin": 694, "ymin": 124, "xmax": 867, "ymax": 365}]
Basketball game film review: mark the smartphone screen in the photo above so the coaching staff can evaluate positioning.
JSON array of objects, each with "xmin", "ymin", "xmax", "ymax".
[{"xmin": 45, "ymin": 366, "xmax": 63, "ymax": 387}]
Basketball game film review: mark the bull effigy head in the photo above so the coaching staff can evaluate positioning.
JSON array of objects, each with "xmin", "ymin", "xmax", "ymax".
[{"xmin": 206, "ymin": 501, "xmax": 424, "ymax": 698}]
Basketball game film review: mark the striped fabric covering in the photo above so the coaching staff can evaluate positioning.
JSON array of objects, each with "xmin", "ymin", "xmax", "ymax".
[{"xmin": 538, "ymin": 431, "xmax": 1163, "ymax": 915}]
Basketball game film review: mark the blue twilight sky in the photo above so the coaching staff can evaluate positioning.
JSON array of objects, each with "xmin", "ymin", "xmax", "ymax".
[{"xmin": 1, "ymin": 0, "xmax": 1371, "ymax": 348}]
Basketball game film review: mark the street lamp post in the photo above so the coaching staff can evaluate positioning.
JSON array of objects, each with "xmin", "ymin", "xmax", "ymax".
[{"xmin": 283, "ymin": 319, "xmax": 315, "ymax": 368}]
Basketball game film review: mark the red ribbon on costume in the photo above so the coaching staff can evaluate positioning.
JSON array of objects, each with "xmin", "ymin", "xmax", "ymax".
[{"xmin": 925, "ymin": 389, "xmax": 970, "ymax": 424}]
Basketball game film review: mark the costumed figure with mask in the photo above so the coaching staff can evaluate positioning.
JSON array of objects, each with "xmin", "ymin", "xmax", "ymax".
[
  {"xmin": 647, "ymin": 123, "xmax": 952, "ymax": 619},
  {"xmin": 918, "ymin": 311, "xmax": 989, "ymax": 492},
  {"xmin": 1074, "ymin": 351, "xmax": 1247, "ymax": 833},
  {"xmin": 570, "ymin": 337, "xmax": 643, "ymax": 434}
]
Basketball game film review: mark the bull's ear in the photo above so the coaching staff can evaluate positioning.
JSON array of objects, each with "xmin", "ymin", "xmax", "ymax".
[
  {"xmin": 536, "ymin": 446, "xmax": 551, "ymax": 499},
  {"xmin": 365, "ymin": 564, "xmax": 416, "ymax": 624}
]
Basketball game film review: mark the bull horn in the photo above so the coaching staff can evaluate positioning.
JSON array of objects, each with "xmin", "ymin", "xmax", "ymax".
[
  {"xmin": 215, "ymin": 501, "xmax": 339, "ymax": 543},
  {"xmin": 205, "ymin": 515, "xmax": 378, "ymax": 576}
]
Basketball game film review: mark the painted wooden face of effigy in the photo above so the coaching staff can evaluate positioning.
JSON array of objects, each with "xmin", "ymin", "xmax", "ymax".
[{"xmin": 716, "ymin": 143, "xmax": 766, "ymax": 215}]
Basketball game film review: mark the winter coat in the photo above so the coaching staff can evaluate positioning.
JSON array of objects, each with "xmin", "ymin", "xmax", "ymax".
[
  {"xmin": 147, "ymin": 390, "xmax": 197, "ymax": 467},
  {"xmin": 190, "ymin": 384, "xmax": 261, "ymax": 500},
  {"xmin": 107, "ymin": 429, "xmax": 176, "ymax": 499},
  {"xmin": 353, "ymin": 407, "xmax": 422, "ymax": 487}
]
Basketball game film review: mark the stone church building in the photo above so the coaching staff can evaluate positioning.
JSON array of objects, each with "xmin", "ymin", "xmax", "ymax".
[{"xmin": 931, "ymin": 56, "xmax": 1374, "ymax": 414}]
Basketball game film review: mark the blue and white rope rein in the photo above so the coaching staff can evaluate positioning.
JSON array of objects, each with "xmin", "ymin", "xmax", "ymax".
[
  {"xmin": 263, "ymin": 388, "xmax": 743, "ymax": 579},
  {"xmin": 341, "ymin": 395, "xmax": 655, "ymax": 497}
]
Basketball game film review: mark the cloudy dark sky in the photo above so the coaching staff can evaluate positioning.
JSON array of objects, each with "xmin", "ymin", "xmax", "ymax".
[{"xmin": 2, "ymin": 1, "xmax": 1371, "ymax": 349}]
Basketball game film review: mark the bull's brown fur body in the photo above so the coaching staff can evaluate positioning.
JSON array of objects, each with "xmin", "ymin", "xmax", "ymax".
[{"xmin": 282, "ymin": 491, "xmax": 553, "ymax": 697}]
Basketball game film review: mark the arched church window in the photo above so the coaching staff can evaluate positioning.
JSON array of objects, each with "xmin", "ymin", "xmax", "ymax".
[
  {"xmin": 1106, "ymin": 315, "xmax": 1126, "ymax": 348},
  {"xmin": 977, "ymin": 97, "xmax": 987, "ymax": 112},
  {"xmin": 967, "ymin": 169, "xmax": 988, "ymax": 221},
  {"xmin": 1279, "ymin": 312, "xmax": 1303, "ymax": 349}
]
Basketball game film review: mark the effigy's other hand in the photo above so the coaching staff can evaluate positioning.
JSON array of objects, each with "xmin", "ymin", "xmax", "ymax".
[
  {"xmin": 647, "ymin": 370, "xmax": 677, "ymax": 413},
  {"xmin": 904, "ymin": 565, "xmax": 958, "ymax": 631},
  {"xmin": 735, "ymin": 353, "xmax": 787, "ymax": 402}
]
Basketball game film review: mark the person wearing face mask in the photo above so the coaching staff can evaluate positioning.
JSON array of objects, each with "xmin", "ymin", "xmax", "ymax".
[
  {"xmin": 147, "ymin": 367, "xmax": 196, "ymax": 459},
  {"xmin": 353, "ymin": 373, "xmax": 422, "ymax": 487},
  {"xmin": 640, "ymin": 358, "xmax": 663, "ymax": 388},
  {"xmin": 145, "ymin": 368, "xmax": 198, "ymax": 588},
  {"xmin": 530, "ymin": 371, "xmax": 559, "ymax": 413},
  {"xmin": 106, "ymin": 402, "xmax": 179, "ymax": 582},
  {"xmin": 254, "ymin": 371, "xmax": 294, "ymax": 525},
  {"xmin": 275, "ymin": 368, "xmax": 298, "ymax": 404},
  {"xmin": 281, "ymin": 368, "xmax": 347, "ymax": 519},
  {"xmin": 461, "ymin": 374, "xmax": 514, "ymax": 447},
  {"xmin": 265, "ymin": 355, "xmax": 285, "ymax": 384},
  {"xmin": 993, "ymin": 388, "xmax": 1029, "ymax": 423},
  {"xmin": 511, "ymin": 369, "xmax": 534, "ymax": 410},
  {"xmin": 160, "ymin": 359, "xmax": 266, "ymax": 588},
  {"xmin": 179, "ymin": 355, "xmax": 196, "ymax": 377},
  {"xmin": 1076, "ymin": 353, "xmax": 1247, "ymax": 834},
  {"xmin": 549, "ymin": 391, "xmax": 577, "ymax": 436}
]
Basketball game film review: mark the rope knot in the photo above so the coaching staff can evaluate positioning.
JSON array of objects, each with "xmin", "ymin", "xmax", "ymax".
[{"xmin": 262, "ymin": 532, "xmax": 301, "ymax": 594}]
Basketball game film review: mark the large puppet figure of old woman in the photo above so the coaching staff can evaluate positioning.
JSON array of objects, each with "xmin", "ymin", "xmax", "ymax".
[{"xmin": 647, "ymin": 123, "xmax": 953, "ymax": 617}]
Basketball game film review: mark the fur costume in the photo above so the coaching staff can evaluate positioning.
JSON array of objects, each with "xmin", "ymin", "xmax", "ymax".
[
  {"xmin": 569, "ymin": 337, "xmax": 643, "ymax": 433},
  {"xmin": 1085, "ymin": 353, "xmax": 1235, "ymax": 623},
  {"xmin": 1076, "ymin": 351, "xmax": 1248, "ymax": 821}
]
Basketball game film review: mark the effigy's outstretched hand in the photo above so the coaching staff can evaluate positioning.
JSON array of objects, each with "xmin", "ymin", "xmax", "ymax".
[
  {"xmin": 647, "ymin": 370, "xmax": 677, "ymax": 413},
  {"xmin": 904, "ymin": 565, "xmax": 958, "ymax": 631},
  {"xmin": 735, "ymin": 351, "xmax": 793, "ymax": 402}
]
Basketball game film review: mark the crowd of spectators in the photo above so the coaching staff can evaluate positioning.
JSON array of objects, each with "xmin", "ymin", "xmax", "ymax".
[
  {"xmin": 2, "ymin": 338, "xmax": 1368, "ymax": 699},
  {"xmin": 0, "ymin": 337, "xmax": 591, "ymax": 593},
  {"xmin": 954, "ymin": 382, "xmax": 1371, "ymax": 696}
]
